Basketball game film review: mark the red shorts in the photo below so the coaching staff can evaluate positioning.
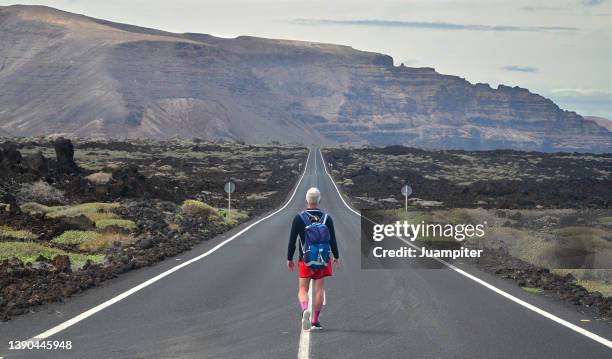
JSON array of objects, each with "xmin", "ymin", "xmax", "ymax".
[{"xmin": 298, "ymin": 259, "xmax": 332, "ymax": 279}]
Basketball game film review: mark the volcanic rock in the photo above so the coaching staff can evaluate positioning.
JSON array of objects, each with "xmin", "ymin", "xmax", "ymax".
[
  {"xmin": 54, "ymin": 137, "xmax": 78, "ymax": 173},
  {"xmin": 51, "ymin": 255, "xmax": 71, "ymax": 273},
  {"xmin": 0, "ymin": 142, "xmax": 23, "ymax": 174},
  {"xmin": 24, "ymin": 150, "xmax": 49, "ymax": 175}
]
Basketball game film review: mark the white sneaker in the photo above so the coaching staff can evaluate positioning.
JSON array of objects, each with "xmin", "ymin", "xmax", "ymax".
[
  {"xmin": 310, "ymin": 322, "xmax": 323, "ymax": 330},
  {"xmin": 301, "ymin": 310, "xmax": 311, "ymax": 331}
]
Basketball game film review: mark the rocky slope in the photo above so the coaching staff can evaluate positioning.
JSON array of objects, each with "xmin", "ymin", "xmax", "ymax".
[
  {"xmin": 585, "ymin": 116, "xmax": 612, "ymax": 132},
  {"xmin": 0, "ymin": 5, "xmax": 610, "ymax": 152}
]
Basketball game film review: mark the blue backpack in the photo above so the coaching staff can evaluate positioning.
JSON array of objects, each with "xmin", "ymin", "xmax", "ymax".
[{"xmin": 300, "ymin": 211, "xmax": 331, "ymax": 269}]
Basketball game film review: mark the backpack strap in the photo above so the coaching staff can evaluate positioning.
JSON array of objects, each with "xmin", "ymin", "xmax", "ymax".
[
  {"xmin": 303, "ymin": 211, "xmax": 326, "ymax": 224},
  {"xmin": 298, "ymin": 211, "xmax": 310, "ymax": 253},
  {"xmin": 299, "ymin": 211, "xmax": 311, "ymax": 226},
  {"xmin": 320, "ymin": 212, "xmax": 328, "ymax": 225}
]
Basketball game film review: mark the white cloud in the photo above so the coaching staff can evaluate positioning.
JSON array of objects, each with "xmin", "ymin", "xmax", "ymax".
[
  {"xmin": 502, "ymin": 65, "xmax": 538, "ymax": 73},
  {"xmin": 292, "ymin": 18, "xmax": 579, "ymax": 32}
]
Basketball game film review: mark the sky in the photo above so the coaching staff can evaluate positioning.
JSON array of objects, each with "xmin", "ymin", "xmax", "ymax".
[{"xmin": 2, "ymin": 0, "xmax": 611, "ymax": 119}]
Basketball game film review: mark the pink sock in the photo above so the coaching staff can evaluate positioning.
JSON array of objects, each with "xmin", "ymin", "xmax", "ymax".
[
  {"xmin": 300, "ymin": 301, "xmax": 308, "ymax": 311},
  {"xmin": 312, "ymin": 310, "xmax": 320, "ymax": 323}
]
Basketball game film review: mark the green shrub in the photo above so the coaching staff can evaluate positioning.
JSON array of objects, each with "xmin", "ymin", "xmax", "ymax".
[
  {"xmin": 0, "ymin": 241, "xmax": 103, "ymax": 269},
  {"xmin": 522, "ymin": 287, "xmax": 543, "ymax": 294},
  {"xmin": 95, "ymin": 219, "xmax": 136, "ymax": 231},
  {"xmin": 46, "ymin": 202, "xmax": 120, "ymax": 221},
  {"xmin": 52, "ymin": 230, "xmax": 98, "ymax": 246},
  {"xmin": 181, "ymin": 200, "xmax": 220, "ymax": 218},
  {"xmin": 217, "ymin": 209, "xmax": 249, "ymax": 225},
  {"xmin": 52, "ymin": 229, "xmax": 133, "ymax": 252},
  {"xmin": 86, "ymin": 212, "xmax": 119, "ymax": 222},
  {"xmin": 79, "ymin": 233, "xmax": 133, "ymax": 252},
  {"xmin": 0, "ymin": 226, "xmax": 38, "ymax": 240},
  {"xmin": 20, "ymin": 202, "xmax": 50, "ymax": 215},
  {"xmin": 49, "ymin": 202, "xmax": 119, "ymax": 217}
]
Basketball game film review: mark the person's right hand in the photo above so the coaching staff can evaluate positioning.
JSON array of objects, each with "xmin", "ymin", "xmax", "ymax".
[{"xmin": 287, "ymin": 260, "xmax": 295, "ymax": 271}]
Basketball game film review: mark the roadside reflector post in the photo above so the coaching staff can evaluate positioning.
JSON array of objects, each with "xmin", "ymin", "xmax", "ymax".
[
  {"xmin": 401, "ymin": 184, "xmax": 412, "ymax": 217},
  {"xmin": 224, "ymin": 181, "xmax": 236, "ymax": 220}
]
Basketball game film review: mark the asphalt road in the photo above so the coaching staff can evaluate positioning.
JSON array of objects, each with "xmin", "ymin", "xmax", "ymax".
[{"xmin": 0, "ymin": 148, "xmax": 611, "ymax": 358}]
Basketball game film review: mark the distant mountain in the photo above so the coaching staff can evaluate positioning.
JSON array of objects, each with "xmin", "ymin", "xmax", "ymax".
[
  {"xmin": 0, "ymin": 5, "xmax": 610, "ymax": 152},
  {"xmin": 584, "ymin": 116, "xmax": 612, "ymax": 132}
]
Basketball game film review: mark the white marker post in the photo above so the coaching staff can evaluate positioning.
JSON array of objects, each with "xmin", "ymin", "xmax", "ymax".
[
  {"xmin": 401, "ymin": 184, "xmax": 412, "ymax": 215},
  {"xmin": 224, "ymin": 181, "xmax": 236, "ymax": 220}
]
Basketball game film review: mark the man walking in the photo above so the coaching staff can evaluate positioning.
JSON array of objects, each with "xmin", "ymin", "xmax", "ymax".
[{"xmin": 287, "ymin": 187, "xmax": 339, "ymax": 330}]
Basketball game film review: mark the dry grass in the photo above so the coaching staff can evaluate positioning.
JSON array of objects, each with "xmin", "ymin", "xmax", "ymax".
[
  {"xmin": 95, "ymin": 219, "xmax": 136, "ymax": 231},
  {"xmin": 45, "ymin": 202, "xmax": 120, "ymax": 222},
  {"xmin": 16, "ymin": 180, "xmax": 64, "ymax": 204},
  {"xmin": 554, "ymin": 227, "xmax": 609, "ymax": 250},
  {"xmin": 0, "ymin": 241, "xmax": 104, "ymax": 269},
  {"xmin": 52, "ymin": 230, "xmax": 133, "ymax": 252},
  {"xmin": 20, "ymin": 202, "xmax": 49, "ymax": 215},
  {"xmin": 217, "ymin": 209, "xmax": 249, "ymax": 226},
  {"xmin": 79, "ymin": 233, "xmax": 133, "ymax": 252},
  {"xmin": 0, "ymin": 226, "xmax": 38, "ymax": 240},
  {"xmin": 85, "ymin": 172, "xmax": 112, "ymax": 185},
  {"xmin": 52, "ymin": 230, "xmax": 99, "ymax": 246},
  {"xmin": 576, "ymin": 280, "xmax": 612, "ymax": 297},
  {"xmin": 181, "ymin": 199, "xmax": 220, "ymax": 219},
  {"xmin": 246, "ymin": 191, "xmax": 277, "ymax": 200},
  {"xmin": 86, "ymin": 212, "xmax": 119, "ymax": 222}
]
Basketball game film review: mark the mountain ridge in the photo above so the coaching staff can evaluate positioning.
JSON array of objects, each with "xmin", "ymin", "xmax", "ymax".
[{"xmin": 0, "ymin": 5, "xmax": 610, "ymax": 152}]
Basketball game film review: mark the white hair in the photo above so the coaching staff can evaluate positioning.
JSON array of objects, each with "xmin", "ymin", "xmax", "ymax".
[{"xmin": 306, "ymin": 187, "xmax": 321, "ymax": 205}]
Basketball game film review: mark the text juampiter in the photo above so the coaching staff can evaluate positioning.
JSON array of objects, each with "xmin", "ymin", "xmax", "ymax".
[{"xmin": 369, "ymin": 220, "xmax": 485, "ymax": 260}]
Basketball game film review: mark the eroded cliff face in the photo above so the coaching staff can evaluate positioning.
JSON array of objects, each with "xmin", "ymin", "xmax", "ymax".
[{"xmin": 0, "ymin": 5, "xmax": 610, "ymax": 152}]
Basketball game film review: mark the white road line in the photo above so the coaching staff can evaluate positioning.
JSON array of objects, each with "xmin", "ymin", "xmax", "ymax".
[
  {"xmin": 298, "ymin": 283, "xmax": 313, "ymax": 359},
  {"xmin": 27, "ymin": 149, "xmax": 313, "ymax": 342},
  {"xmin": 298, "ymin": 147, "xmax": 315, "ymax": 359},
  {"xmin": 318, "ymin": 150, "xmax": 359, "ymax": 217},
  {"xmin": 318, "ymin": 149, "xmax": 612, "ymax": 349}
]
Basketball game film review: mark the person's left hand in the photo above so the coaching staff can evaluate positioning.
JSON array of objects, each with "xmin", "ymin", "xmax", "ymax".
[{"xmin": 332, "ymin": 258, "xmax": 340, "ymax": 267}]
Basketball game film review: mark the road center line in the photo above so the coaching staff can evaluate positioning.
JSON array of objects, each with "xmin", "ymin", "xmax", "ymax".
[
  {"xmin": 318, "ymin": 149, "xmax": 612, "ymax": 349},
  {"xmin": 298, "ymin": 283, "xmax": 313, "ymax": 359},
  {"xmin": 26, "ymin": 148, "xmax": 313, "ymax": 342}
]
